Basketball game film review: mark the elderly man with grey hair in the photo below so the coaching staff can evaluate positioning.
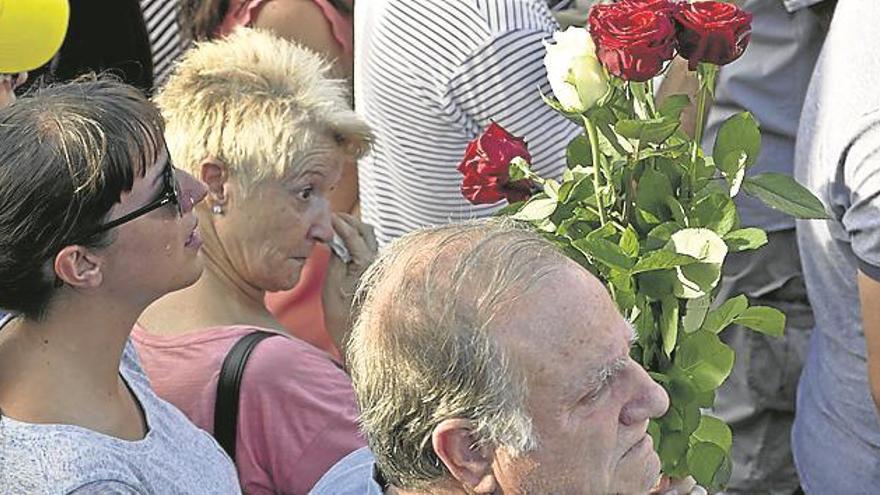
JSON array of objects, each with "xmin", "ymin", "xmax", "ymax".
[{"xmin": 312, "ymin": 219, "xmax": 670, "ymax": 494}]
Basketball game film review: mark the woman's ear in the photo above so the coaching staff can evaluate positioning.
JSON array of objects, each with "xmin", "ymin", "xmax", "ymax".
[
  {"xmin": 200, "ymin": 158, "xmax": 230, "ymax": 207},
  {"xmin": 54, "ymin": 245, "xmax": 103, "ymax": 290}
]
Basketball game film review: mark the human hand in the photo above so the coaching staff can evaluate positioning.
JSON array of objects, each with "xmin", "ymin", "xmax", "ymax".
[
  {"xmin": 322, "ymin": 213, "xmax": 377, "ymax": 355},
  {"xmin": 650, "ymin": 476, "xmax": 707, "ymax": 495}
]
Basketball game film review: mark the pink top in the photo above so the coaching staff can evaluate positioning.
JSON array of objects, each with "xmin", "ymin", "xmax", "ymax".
[
  {"xmin": 131, "ymin": 324, "xmax": 365, "ymax": 494},
  {"xmin": 215, "ymin": 0, "xmax": 353, "ymax": 55}
]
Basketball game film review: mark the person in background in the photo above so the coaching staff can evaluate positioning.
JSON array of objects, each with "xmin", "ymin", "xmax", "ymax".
[
  {"xmin": 141, "ymin": 0, "xmax": 185, "ymax": 88},
  {"xmin": 0, "ymin": 0, "xmax": 69, "ymax": 107},
  {"xmin": 0, "ymin": 77, "xmax": 240, "ymax": 493},
  {"xmin": 22, "ymin": 0, "xmax": 155, "ymax": 95},
  {"xmin": 133, "ymin": 28, "xmax": 375, "ymax": 494},
  {"xmin": 312, "ymin": 219, "xmax": 670, "ymax": 494},
  {"xmin": 354, "ymin": 0, "xmax": 580, "ymax": 247},
  {"xmin": 657, "ymin": 1, "xmax": 831, "ymax": 493},
  {"xmin": 179, "ymin": 0, "xmax": 358, "ymax": 358},
  {"xmin": 792, "ymin": 1, "xmax": 880, "ymax": 493}
]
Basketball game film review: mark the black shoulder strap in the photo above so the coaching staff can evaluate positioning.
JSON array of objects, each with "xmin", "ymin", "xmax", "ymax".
[{"xmin": 214, "ymin": 330, "xmax": 279, "ymax": 460}]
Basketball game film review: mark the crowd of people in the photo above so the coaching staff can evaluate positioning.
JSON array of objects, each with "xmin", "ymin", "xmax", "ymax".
[{"xmin": 0, "ymin": 0, "xmax": 877, "ymax": 494}]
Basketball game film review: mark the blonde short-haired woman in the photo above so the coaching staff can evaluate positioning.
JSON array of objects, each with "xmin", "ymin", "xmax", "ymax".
[{"xmin": 133, "ymin": 29, "xmax": 375, "ymax": 494}]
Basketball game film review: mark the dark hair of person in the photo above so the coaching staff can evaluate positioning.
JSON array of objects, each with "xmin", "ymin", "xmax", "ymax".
[
  {"xmin": 21, "ymin": 0, "xmax": 155, "ymax": 95},
  {"xmin": 179, "ymin": 0, "xmax": 352, "ymax": 43},
  {"xmin": 0, "ymin": 77, "xmax": 164, "ymax": 320}
]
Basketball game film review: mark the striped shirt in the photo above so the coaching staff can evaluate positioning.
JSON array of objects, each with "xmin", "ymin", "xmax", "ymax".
[
  {"xmin": 354, "ymin": 0, "xmax": 579, "ymax": 245},
  {"xmin": 140, "ymin": 0, "xmax": 184, "ymax": 87}
]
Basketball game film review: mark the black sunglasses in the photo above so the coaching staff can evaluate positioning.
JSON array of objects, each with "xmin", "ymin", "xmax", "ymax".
[{"xmin": 86, "ymin": 159, "xmax": 183, "ymax": 237}]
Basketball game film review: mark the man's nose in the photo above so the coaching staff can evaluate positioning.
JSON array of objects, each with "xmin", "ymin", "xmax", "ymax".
[{"xmin": 619, "ymin": 364, "xmax": 670, "ymax": 426}]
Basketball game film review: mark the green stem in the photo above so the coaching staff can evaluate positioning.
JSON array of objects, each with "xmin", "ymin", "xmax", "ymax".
[
  {"xmin": 645, "ymin": 79, "xmax": 657, "ymax": 118},
  {"xmin": 584, "ymin": 116, "xmax": 606, "ymax": 226},
  {"xmin": 689, "ymin": 63, "xmax": 718, "ymax": 198}
]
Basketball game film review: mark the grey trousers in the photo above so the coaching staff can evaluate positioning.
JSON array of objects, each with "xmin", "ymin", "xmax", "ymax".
[{"xmin": 713, "ymin": 229, "xmax": 813, "ymax": 495}]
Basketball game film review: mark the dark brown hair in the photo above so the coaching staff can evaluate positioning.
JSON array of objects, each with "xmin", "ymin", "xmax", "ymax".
[{"xmin": 0, "ymin": 77, "xmax": 164, "ymax": 319}]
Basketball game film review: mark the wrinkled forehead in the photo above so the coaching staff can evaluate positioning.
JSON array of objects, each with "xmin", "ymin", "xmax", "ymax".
[{"xmin": 495, "ymin": 266, "xmax": 631, "ymax": 381}]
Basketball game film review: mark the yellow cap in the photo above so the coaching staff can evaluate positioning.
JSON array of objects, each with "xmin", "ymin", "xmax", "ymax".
[{"xmin": 0, "ymin": 0, "xmax": 70, "ymax": 73}]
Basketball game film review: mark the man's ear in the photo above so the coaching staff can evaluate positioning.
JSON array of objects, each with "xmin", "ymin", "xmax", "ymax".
[
  {"xmin": 200, "ymin": 158, "xmax": 230, "ymax": 207},
  {"xmin": 432, "ymin": 419, "xmax": 497, "ymax": 493},
  {"xmin": 54, "ymin": 245, "xmax": 103, "ymax": 289}
]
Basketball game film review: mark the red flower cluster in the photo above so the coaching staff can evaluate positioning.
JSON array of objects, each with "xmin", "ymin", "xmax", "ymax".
[
  {"xmin": 457, "ymin": 122, "xmax": 534, "ymax": 205},
  {"xmin": 588, "ymin": 0, "xmax": 752, "ymax": 81}
]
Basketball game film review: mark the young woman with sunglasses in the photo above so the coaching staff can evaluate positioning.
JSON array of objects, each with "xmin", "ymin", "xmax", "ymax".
[{"xmin": 0, "ymin": 78, "xmax": 240, "ymax": 493}]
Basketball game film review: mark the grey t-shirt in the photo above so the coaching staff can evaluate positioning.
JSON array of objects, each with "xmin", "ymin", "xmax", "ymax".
[
  {"xmin": 792, "ymin": 1, "xmax": 880, "ymax": 492},
  {"xmin": 0, "ymin": 333, "xmax": 241, "ymax": 494},
  {"xmin": 310, "ymin": 447, "xmax": 383, "ymax": 495}
]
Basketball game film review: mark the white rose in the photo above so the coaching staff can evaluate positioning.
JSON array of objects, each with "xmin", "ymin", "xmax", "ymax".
[{"xmin": 543, "ymin": 27, "xmax": 609, "ymax": 113}]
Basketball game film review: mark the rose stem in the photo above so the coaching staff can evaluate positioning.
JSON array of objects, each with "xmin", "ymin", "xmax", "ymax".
[
  {"xmin": 584, "ymin": 115, "xmax": 606, "ymax": 226},
  {"xmin": 689, "ymin": 62, "xmax": 718, "ymax": 199}
]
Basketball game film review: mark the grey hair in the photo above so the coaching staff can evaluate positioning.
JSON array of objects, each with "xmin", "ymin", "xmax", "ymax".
[{"xmin": 347, "ymin": 218, "xmax": 571, "ymax": 489}]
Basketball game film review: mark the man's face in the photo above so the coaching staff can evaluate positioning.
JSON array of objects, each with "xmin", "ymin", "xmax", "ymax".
[{"xmin": 492, "ymin": 263, "xmax": 669, "ymax": 494}]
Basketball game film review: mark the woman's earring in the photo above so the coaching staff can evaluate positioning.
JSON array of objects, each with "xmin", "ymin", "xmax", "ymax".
[{"xmin": 212, "ymin": 204, "xmax": 224, "ymax": 215}]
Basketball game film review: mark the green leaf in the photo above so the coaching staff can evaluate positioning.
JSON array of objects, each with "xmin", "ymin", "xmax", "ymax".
[
  {"xmin": 691, "ymin": 193, "xmax": 738, "ymax": 236},
  {"xmin": 682, "ymin": 295, "xmax": 711, "ymax": 334},
  {"xmin": 616, "ymin": 117, "xmax": 680, "ymax": 144},
  {"xmin": 660, "ymin": 296, "xmax": 679, "ymax": 358},
  {"xmin": 659, "ymin": 94, "xmax": 690, "ymax": 120},
  {"xmin": 632, "ymin": 250, "xmax": 700, "ymax": 274},
  {"xmin": 566, "ymin": 135, "xmax": 591, "ymax": 168},
  {"xmin": 687, "ymin": 441, "xmax": 732, "ymax": 493},
  {"xmin": 646, "ymin": 222, "xmax": 681, "ymax": 250},
  {"xmin": 620, "ymin": 226, "xmax": 640, "ymax": 258},
  {"xmin": 636, "ymin": 168, "xmax": 674, "ymax": 219},
  {"xmin": 638, "ymin": 270, "xmax": 678, "ymax": 301},
  {"xmin": 742, "ymin": 173, "xmax": 829, "ymax": 219},
  {"xmin": 659, "ymin": 431, "xmax": 690, "ymax": 475},
  {"xmin": 669, "ymin": 229, "xmax": 728, "ymax": 299},
  {"xmin": 511, "ymin": 197, "xmax": 557, "ymax": 221},
  {"xmin": 691, "ymin": 415, "xmax": 733, "ymax": 452},
  {"xmin": 571, "ymin": 237, "xmax": 635, "ymax": 272},
  {"xmin": 702, "ymin": 295, "xmax": 749, "ymax": 334},
  {"xmin": 713, "ymin": 112, "xmax": 761, "ymax": 197},
  {"xmin": 563, "ymin": 176, "xmax": 596, "ymax": 204},
  {"xmin": 734, "ymin": 306, "xmax": 785, "ymax": 337},
  {"xmin": 675, "ymin": 331, "xmax": 735, "ymax": 392},
  {"xmin": 724, "ymin": 227, "xmax": 768, "ymax": 252}
]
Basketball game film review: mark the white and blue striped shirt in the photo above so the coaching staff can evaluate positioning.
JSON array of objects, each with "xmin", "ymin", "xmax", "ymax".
[{"xmin": 354, "ymin": 0, "xmax": 579, "ymax": 245}]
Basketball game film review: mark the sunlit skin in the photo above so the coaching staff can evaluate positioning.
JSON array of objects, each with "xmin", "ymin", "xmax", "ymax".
[
  {"xmin": 0, "ymin": 143, "xmax": 207, "ymax": 441},
  {"xmin": 489, "ymin": 264, "xmax": 670, "ymax": 494},
  {"xmin": 138, "ymin": 135, "xmax": 377, "ymax": 347},
  {"xmin": 0, "ymin": 72, "xmax": 28, "ymax": 108}
]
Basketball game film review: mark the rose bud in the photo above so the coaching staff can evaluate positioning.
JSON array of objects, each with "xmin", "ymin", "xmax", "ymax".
[
  {"xmin": 458, "ymin": 122, "xmax": 534, "ymax": 205},
  {"xmin": 543, "ymin": 27, "xmax": 610, "ymax": 113},
  {"xmin": 673, "ymin": 1, "xmax": 752, "ymax": 70},
  {"xmin": 588, "ymin": 2, "xmax": 677, "ymax": 82}
]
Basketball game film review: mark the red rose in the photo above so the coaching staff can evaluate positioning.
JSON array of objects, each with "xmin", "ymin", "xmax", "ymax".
[
  {"xmin": 457, "ymin": 122, "xmax": 533, "ymax": 205},
  {"xmin": 673, "ymin": 1, "xmax": 752, "ymax": 70},
  {"xmin": 588, "ymin": 1, "xmax": 677, "ymax": 82}
]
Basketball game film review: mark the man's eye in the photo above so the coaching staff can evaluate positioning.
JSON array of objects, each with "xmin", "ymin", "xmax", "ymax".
[{"xmin": 298, "ymin": 186, "xmax": 314, "ymax": 200}]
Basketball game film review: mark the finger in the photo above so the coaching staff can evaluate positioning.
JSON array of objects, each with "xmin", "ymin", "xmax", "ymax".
[{"xmin": 331, "ymin": 215, "xmax": 372, "ymax": 266}]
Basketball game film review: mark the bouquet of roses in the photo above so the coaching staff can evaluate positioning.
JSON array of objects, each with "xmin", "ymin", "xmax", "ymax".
[{"xmin": 457, "ymin": 0, "xmax": 827, "ymax": 490}]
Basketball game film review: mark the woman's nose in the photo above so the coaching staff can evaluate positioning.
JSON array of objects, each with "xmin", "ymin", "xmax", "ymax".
[
  {"xmin": 178, "ymin": 170, "xmax": 208, "ymax": 213},
  {"xmin": 306, "ymin": 199, "xmax": 334, "ymax": 243}
]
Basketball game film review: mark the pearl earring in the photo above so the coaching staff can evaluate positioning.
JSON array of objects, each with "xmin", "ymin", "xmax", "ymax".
[{"xmin": 212, "ymin": 204, "xmax": 224, "ymax": 215}]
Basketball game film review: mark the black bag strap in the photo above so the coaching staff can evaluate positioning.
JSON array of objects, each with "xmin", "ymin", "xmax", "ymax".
[{"xmin": 214, "ymin": 330, "xmax": 279, "ymax": 460}]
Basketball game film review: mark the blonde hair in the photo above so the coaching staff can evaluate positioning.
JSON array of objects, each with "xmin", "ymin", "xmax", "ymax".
[
  {"xmin": 155, "ymin": 28, "xmax": 370, "ymax": 192},
  {"xmin": 348, "ymin": 219, "xmax": 570, "ymax": 489}
]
